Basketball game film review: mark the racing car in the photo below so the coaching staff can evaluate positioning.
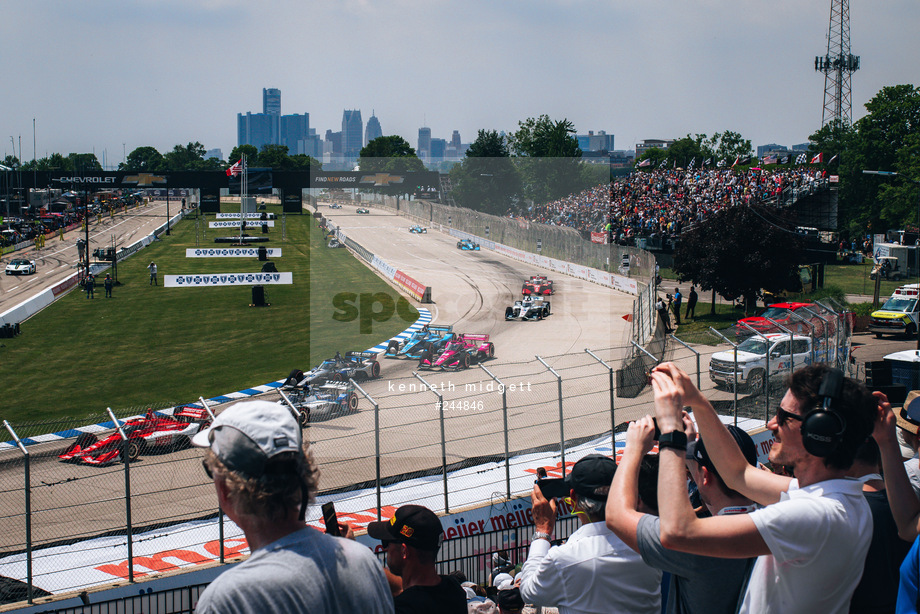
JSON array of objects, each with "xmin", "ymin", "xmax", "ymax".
[
  {"xmin": 5, "ymin": 259, "xmax": 36, "ymax": 276},
  {"xmin": 293, "ymin": 351, "xmax": 382, "ymax": 386},
  {"xmin": 522, "ymin": 275, "xmax": 554, "ymax": 296},
  {"xmin": 280, "ymin": 381, "xmax": 359, "ymax": 426},
  {"xmin": 330, "ymin": 204, "xmax": 343, "ymax": 209},
  {"xmin": 457, "ymin": 239, "xmax": 480, "ymax": 251},
  {"xmin": 418, "ymin": 333, "xmax": 494, "ymax": 370},
  {"xmin": 327, "ymin": 237, "xmax": 344, "ymax": 248},
  {"xmin": 385, "ymin": 324, "xmax": 454, "ymax": 359},
  {"xmin": 356, "ymin": 208, "xmax": 370, "ymax": 215},
  {"xmin": 409, "ymin": 225, "xmax": 428, "ymax": 234},
  {"xmin": 58, "ymin": 406, "xmax": 211, "ymax": 465},
  {"xmin": 505, "ymin": 295, "xmax": 551, "ymax": 320}
]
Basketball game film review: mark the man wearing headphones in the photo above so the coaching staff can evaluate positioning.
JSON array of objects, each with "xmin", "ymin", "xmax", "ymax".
[{"xmin": 649, "ymin": 362, "xmax": 877, "ymax": 613}]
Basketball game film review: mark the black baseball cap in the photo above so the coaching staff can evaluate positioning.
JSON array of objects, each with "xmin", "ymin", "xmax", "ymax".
[
  {"xmin": 686, "ymin": 425, "xmax": 758, "ymax": 475},
  {"xmin": 497, "ymin": 587, "xmax": 525, "ymax": 612},
  {"xmin": 367, "ymin": 504, "xmax": 444, "ymax": 552},
  {"xmin": 564, "ymin": 454, "xmax": 616, "ymax": 502}
]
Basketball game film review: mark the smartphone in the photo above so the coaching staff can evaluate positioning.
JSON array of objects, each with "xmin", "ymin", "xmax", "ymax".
[
  {"xmin": 537, "ymin": 478, "xmax": 569, "ymax": 500},
  {"xmin": 652, "ymin": 417, "xmax": 661, "ymax": 441},
  {"xmin": 322, "ymin": 502, "xmax": 339, "ymax": 536},
  {"xmin": 536, "ymin": 467, "xmax": 548, "ymax": 479}
]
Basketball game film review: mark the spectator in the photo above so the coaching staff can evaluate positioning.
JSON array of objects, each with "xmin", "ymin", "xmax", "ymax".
[
  {"xmin": 846, "ymin": 438, "xmax": 911, "ymax": 614},
  {"xmin": 489, "ymin": 550, "xmax": 517, "ymax": 586},
  {"xmin": 656, "ymin": 296, "xmax": 672, "ymax": 333},
  {"xmin": 673, "ymin": 288, "xmax": 682, "ymax": 325},
  {"xmin": 895, "ymin": 394, "xmax": 920, "ymax": 497},
  {"xmin": 649, "ymin": 362, "xmax": 877, "ymax": 613},
  {"xmin": 685, "ymin": 286, "xmax": 698, "ymax": 320},
  {"xmin": 148, "ymin": 261, "xmax": 157, "ymax": 286},
  {"xmin": 84, "ymin": 273, "xmax": 95, "ymax": 299},
  {"xmin": 104, "ymin": 274, "xmax": 113, "ymax": 298},
  {"xmin": 192, "ymin": 400, "xmax": 393, "ymax": 614},
  {"xmin": 367, "ymin": 504, "xmax": 467, "ymax": 614},
  {"xmin": 607, "ymin": 416, "xmax": 758, "ymax": 614},
  {"xmin": 497, "ymin": 587, "xmax": 526, "ymax": 614},
  {"xmin": 518, "ymin": 454, "xmax": 662, "ymax": 613}
]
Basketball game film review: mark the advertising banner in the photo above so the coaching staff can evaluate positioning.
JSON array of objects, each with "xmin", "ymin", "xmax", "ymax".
[
  {"xmin": 215, "ymin": 213, "xmax": 275, "ymax": 219},
  {"xmin": 185, "ymin": 248, "xmax": 281, "ymax": 258},
  {"xmin": 590, "ymin": 231, "xmax": 609, "ymax": 244},
  {"xmin": 208, "ymin": 221, "xmax": 275, "ymax": 228},
  {"xmin": 394, "ymin": 270, "xmax": 426, "ymax": 301},
  {"xmin": 164, "ymin": 272, "xmax": 293, "ymax": 287}
]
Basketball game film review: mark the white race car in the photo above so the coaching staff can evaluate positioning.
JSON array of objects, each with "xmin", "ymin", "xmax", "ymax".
[
  {"xmin": 505, "ymin": 296, "xmax": 551, "ymax": 320},
  {"xmin": 5, "ymin": 259, "xmax": 36, "ymax": 276}
]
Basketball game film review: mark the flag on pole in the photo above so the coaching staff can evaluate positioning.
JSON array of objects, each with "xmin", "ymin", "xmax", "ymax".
[
  {"xmin": 703, "ymin": 157, "xmax": 712, "ymax": 167},
  {"xmin": 795, "ymin": 153, "xmax": 807, "ymax": 165},
  {"xmin": 638, "ymin": 158, "xmax": 651, "ymax": 168},
  {"xmin": 739, "ymin": 155, "xmax": 752, "ymax": 166},
  {"xmin": 810, "ymin": 153, "xmax": 823, "ymax": 164},
  {"xmin": 731, "ymin": 156, "xmax": 740, "ymax": 168},
  {"xmin": 827, "ymin": 154, "xmax": 838, "ymax": 165},
  {"xmin": 717, "ymin": 159, "xmax": 726, "ymax": 168},
  {"xmin": 659, "ymin": 158, "xmax": 669, "ymax": 168},
  {"xmin": 762, "ymin": 154, "xmax": 777, "ymax": 165},
  {"xmin": 226, "ymin": 159, "xmax": 243, "ymax": 177},
  {"xmin": 780, "ymin": 155, "xmax": 790, "ymax": 164},
  {"xmin": 688, "ymin": 158, "xmax": 696, "ymax": 170}
]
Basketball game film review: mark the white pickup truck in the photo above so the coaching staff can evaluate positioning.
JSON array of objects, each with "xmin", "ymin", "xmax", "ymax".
[{"xmin": 709, "ymin": 333, "xmax": 814, "ymax": 392}]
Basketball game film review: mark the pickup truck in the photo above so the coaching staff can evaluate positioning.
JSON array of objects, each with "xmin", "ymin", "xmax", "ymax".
[
  {"xmin": 710, "ymin": 333, "xmax": 814, "ymax": 392},
  {"xmin": 870, "ymin": 284, "xmax": 919, "ymax": 338}
]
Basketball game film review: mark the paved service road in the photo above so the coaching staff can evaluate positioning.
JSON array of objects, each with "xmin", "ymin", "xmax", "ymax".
[{"xmin": 0, "ymin": 201, "xmax": 172, "ymax": 314}]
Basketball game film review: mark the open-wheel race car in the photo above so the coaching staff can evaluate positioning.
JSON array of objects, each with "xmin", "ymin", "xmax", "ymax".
[
  {"xmin": 356, "ymin": 208, "xmax": 370, "ymax": 215},
  {"xmin": 457, "ymin": 239, "xmax": 480, "ymax": 251},
  {"xmin": 385, "ymin": 324, "xmax": 454, "ymax": 359},
  {"xmin": 409, "ymin": 225, "xmax": 427, "ymax": 234},
  {"xmin": 522, "ymin": 275, "xmax": 554, "ymax": 295},
  {"xmin": 280, "ymin": 381, "xmax": 359, "ymax": 426},
  {"xmin": 330, "ymin": 203, "xmax": 343, "ymax": 209},
  {"xmin": 505, "ymin": 295, "xmax": 551, "ymax": 320},
  {"xmin": 288, "ymin": 351, "xmax": 382, "ymax": 387},
  {"xmin": 418, "ymin": 333, "xmax": 494, "ymax": 370},
  {"xmin": 58, "ymin": 406, "xmax": 211, "ymax": 465}
]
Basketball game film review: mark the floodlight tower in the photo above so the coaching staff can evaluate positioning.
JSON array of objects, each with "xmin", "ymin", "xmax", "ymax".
[{"xmin": 815, "ymin": 0, "xmax": 860, "ymax": 126}]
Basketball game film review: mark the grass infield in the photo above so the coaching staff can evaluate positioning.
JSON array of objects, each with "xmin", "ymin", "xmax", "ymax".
[{"xmin": 0, "ymin": 204, "xmax": 418, "ymax": 424}]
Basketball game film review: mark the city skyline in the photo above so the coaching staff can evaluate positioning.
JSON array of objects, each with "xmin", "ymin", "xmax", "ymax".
[{"xmin": 3, "ymin": 1, "xmax": 919, "ymax": 166}]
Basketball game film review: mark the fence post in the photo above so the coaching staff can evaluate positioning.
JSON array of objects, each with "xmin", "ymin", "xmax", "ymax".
[
  {"xmin": 198, "ymin": 397, "xmax": 225, "ymax": 562},
  {"xmin": 4, "ymin": 421, "xmax": 32, "ymax": 604},
  {"xmin": 413, "ymin": 372, "xmax": 449, "ymax": 513},
  {"xmin": 535, "ymin": 356, "xmax": 566, "ymax": 476},
  {"xmin": 709, "ymin": 328, "xmax": 739, "ymax": 424},
  {"xmin": 479, "ymin": 365, "xmax": 510, "ymax": 499},
  {"xmin": 585, "ymin": 349, "xmax": 615, "ymax": 438},
  {"xmin": 349, "ymin": 379, "xmax": 383, "ymax": 520},
  {"xmin": 668, "ymin": 335, "xmax": 701, "ymax": 389},
  {"xmin": 106, "ymin": 408, "xmax": 133, "ymax": 583}
]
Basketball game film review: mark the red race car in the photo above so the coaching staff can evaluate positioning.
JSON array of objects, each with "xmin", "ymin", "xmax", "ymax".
[
  {"xmin": 418, "ymin": 334, "xmax": 495, "ymax": 370},
  {"xmin": 58, "ymin": 407, "xmax": 211, "ymax": 465},
  {"xmin": 522, "ymin": 275, "xmax": 554, "ymax": 296}
]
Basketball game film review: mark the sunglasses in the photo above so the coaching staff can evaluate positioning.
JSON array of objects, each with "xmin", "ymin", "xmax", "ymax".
[
  {"xmin": 202, "ymin": 459, "xmax": 214, "ymax": 480},
  {"xmin": 775, "ymin": 406, "xmax": 804, "ymax": 427}
]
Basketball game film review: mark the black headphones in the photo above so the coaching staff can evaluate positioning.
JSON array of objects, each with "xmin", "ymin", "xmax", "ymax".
[{"xmin": 800, "ymin": 367, "xmax": 847, "ymax": 457}]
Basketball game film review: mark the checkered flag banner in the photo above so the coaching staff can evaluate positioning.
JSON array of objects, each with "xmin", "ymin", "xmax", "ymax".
[{"xmin": 795, "ymin": 153, "xmax": 807, "ymax": 164}]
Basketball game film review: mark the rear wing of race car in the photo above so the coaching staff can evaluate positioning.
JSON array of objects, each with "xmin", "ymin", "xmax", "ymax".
[
  {"xmin": 345, "ymin": 351, "xmax": 378, "ymax": 362},
  {"xmin": 428, "ymin": 325, "xmax": 453, "ymax": 335},
  {"xmin": 174, "ymin": 406, "xmax": 209, "ymax": 421},
  {"xmin": 460, "ymin": 333, "xmax": 490, "ymax": 343}
]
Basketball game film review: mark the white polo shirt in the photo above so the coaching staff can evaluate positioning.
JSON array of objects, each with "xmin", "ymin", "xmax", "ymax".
[{"xmin": 740, "ymin": 477, "xmax": 872, "ymax": 614}]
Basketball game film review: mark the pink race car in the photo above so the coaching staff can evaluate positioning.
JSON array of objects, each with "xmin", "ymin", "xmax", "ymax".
[
  {"xmin": 418, "ymin": 333, "xmax": 495, "ymax": 370},
  {"xmin": 59, "ymin": 407, "xmax": 211, "ymax": 465}
]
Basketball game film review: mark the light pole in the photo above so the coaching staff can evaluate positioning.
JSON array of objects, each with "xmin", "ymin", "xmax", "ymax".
[{"xmin": 863, "ymin": 169, "xmax": 920, "ymax": 350}]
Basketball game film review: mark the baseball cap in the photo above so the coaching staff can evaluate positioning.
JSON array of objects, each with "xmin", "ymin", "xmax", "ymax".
[
  {"xmin": 492, "ymin": 572, "xmax": 513, "ymax": 589},
  {"xmin": 366, "ymin": 504, "xmax": 444, "ymax": 552},
  {"xmin": 564, "ymin": 454, "xmax": 616, "ymax": 502},
  {"xmin": 192, "ymin": 400, "xmax": 303, "ymax": 478},
  {"xmin": 686, "ymin": 425, "xmax": 758, "ymax": 475}
]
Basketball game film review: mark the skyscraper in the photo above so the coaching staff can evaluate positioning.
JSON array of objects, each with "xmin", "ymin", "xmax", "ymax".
[
  {"xmin": 263, "ymin": 88, "xmax": 281, "ymax": 116},
  {"xmin": 238, "ymin": 112, "xmax": 277, "ymax": 152},
  {"xmin": 365, "ymin": 112, "xmax": 383, "ymax": 146},
  {"xmin": 417, "ymin": 127, "xmax": 432, "ymax": 161},
  {"xmin": 342, "ymin": 109, "xmax": 363, "ymax": 159},
  {"xmin": 280, "ymin": 113, "xmax": 310, "ymax": 155}
]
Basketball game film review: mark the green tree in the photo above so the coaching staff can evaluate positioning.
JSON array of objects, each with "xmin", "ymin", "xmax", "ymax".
[
  {"xmin": 636, "ymin": 147, "xmax": 668, "ymax": 170},
  {"xmin": 258, "ymin": 144, "xmax": 292, "ymax": 170},
  {"xmin": 509, "ymin": 115, "xmax": 594, "ymax": 203},
  {"xmin": 358, "ymin": 136, "xmax": 426, "ymax": 173},
  {"xmin": 163, "ymin": 142, "xmax": 206, "ymax": 170},
  {"xmin": 449, "ymin": 129, "xmax": 522, "ymax": 215},
  {"xmin": 702, "ymin": 131, "xmax": 752, "ymax": 164},
  {"xmin": 228, "ymin": 145, "xmax": 259, "ymax": 168},
  {"xmin": 509, "ymin": 115, "xmax": 581, "ymax": 158},
  {"xmin": 665, "ymin": 134, "xmax": 707, "ymax": 168},
  {"xmin": 673, "ymin": 204, "xmax": 804, "ymax": 315},
  {"xmin": 121, "ymin": 146, "xmax": 165, "ymax": 172}
]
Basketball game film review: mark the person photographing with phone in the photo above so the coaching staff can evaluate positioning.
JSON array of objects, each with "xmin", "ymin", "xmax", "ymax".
[
  {"xmin": 648, "ymin": 362, "xmax": 878, "ymax": 613},
  {"xmin": 518, "ymin": 455, "xmax": 662, "ymax": 613}
]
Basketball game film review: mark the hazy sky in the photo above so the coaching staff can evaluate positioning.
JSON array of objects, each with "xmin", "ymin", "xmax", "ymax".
[{"xmin": 2, "ymin": 1, "xmax": 918, "ymax": 167}]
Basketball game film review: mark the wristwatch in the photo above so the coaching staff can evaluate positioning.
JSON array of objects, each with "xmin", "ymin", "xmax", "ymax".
[
  {"xmin": 658, "ymin": 430, "xmax": 688, "ymax": 451},
  {"xmin": 532, "ymin": 531, "xmax": 553, "ymax": 542}
]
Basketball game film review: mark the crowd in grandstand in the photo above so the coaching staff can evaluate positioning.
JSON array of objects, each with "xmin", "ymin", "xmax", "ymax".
[{"xmin": 509, "ymin": 166, "xmax": 831, "ymax": 245}]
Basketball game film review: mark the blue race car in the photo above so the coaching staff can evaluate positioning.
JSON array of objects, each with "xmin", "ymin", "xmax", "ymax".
[
  {"xmin": 457, "ymin": 239, "xmax": 480, "ymax": 251},
  {"xmin": 409, "ymin": 225, "xmax": 428, "ymax": 234},
  {"xmin": 385, "ymin": 324, "xmax": 454, "ymax": 359}
]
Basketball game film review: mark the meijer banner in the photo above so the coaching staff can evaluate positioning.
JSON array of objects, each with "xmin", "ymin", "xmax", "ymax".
[
  {"xmin": 185, "ymin": 248, "xmax": 281, "ymax": 258},
  {"xmin": 165, "ymin": 272, "xmax": 293, "ymax": 287}
]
